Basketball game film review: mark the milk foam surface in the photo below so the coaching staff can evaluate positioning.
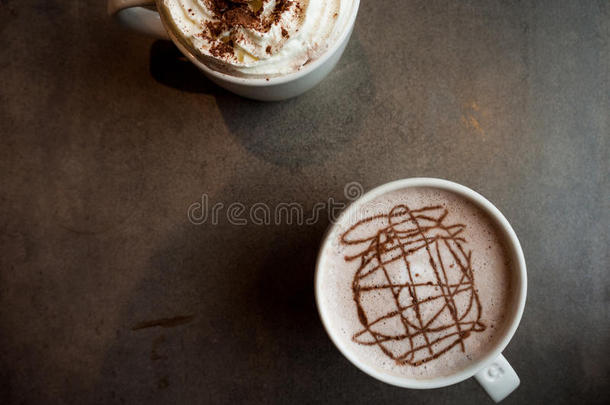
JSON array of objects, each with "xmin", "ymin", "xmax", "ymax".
[
  {"xmin": 161, "ymin": 0, "xmax": 353, "ymax": 77},
  {"xmin": 318, "ymin": 187, "xmax": 514, "ymax": 379}
]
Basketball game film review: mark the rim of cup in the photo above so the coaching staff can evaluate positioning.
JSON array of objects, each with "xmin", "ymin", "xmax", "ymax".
[
  {"xmin": 156, "ymin": 0, "xmax": 361, "ymax": 86},
  {"xmin": 315, "ymin": 178, "xmax": 527, "ymax": 389}
]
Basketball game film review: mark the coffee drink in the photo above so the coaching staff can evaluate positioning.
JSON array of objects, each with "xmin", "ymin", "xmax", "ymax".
[
  {"xmin": 160, "ymin": 0, "xmax": 355, "ymax": 77},
  {"xmin": 317, "ymin": 186, "xmax": 516, "ymax": 379}
]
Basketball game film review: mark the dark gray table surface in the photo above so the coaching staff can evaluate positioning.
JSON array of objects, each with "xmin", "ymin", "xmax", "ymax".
[{"xmin": 1, "ymin": 0, "xmax": 608, "ymax": 404}]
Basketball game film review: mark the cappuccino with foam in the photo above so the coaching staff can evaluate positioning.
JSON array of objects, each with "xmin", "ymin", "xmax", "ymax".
[{"xmin": 317, "ymin": 186, "xmax": 516, "ymax": 379}]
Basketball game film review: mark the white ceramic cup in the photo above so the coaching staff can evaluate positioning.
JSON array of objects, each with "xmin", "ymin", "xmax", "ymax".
[
  {"xmin": 315, "ymin": 178, "xmax": 527, "ymax": 402},
  {"xmin": 107, "ymin": 0, "xmax": 360, "ymax": 101}
]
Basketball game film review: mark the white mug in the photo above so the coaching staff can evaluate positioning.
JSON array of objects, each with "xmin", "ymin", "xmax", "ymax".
[
  {"xmin": 315, "ymin": 178, "xmax": 527, "ymax": 402},
  {"xmin": 107, "ymin": 0, "xmax": 360, "ymax": 101}
]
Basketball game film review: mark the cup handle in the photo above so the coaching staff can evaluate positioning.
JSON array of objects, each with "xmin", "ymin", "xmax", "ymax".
[
  {"xmin": 474, "ymin": 353, "xmax": 520, "ymax": 402},
  {"xmin": 107, "ymin": 0, "xmax": 170, "ymax": 39}
]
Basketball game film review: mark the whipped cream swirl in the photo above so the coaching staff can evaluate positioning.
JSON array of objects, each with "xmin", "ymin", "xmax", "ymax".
[{"xmin": 161, "ymin": 0, "xmax": 352, "ymax": 76}]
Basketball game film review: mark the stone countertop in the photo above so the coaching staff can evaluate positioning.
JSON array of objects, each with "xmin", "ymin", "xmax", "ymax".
[{"xmin": 0, "ymin": 0, "xmax": 608, "ymax": 403}]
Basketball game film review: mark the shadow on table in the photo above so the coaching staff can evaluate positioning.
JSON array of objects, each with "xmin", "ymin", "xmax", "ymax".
[
  {"xmin": 215, "ymin": 34, "xmax": 374, "ymax": 169},
  {"xmin": 149, "ymin": 40, "xmax": 221, "ymax": 95},
  {"xmin": 91, "ymin": 218, "xmax": 337, "ymax": 402},
  {"xmin": 149, "ymin": 34, "xmax": 375, "ymax": 169}
]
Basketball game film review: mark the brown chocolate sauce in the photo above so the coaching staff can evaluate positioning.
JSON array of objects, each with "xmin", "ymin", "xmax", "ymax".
[{"xmin": 341, "ymin": 204, "xmax": 486, "ymax": 367}]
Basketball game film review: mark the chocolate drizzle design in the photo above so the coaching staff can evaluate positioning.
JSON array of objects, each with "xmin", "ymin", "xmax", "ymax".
[{"xmin": 341, "ymin": 204, "xmax": 486, "ymax": 366}]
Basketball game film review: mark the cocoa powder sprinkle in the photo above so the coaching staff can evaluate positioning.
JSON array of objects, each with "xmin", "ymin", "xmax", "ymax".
[{"xmin": 198, "ymin": 0, "xmax": 298, "ymax": 60}]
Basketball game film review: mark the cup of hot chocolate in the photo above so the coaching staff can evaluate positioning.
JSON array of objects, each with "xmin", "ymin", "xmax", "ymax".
[
  {"xmin": 108, "ymin": 0, "xmax": 360, "ymax": 100},
  {"xmin": 315, "ymin": 178, "xmax": 527, "ymax": 402}
]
